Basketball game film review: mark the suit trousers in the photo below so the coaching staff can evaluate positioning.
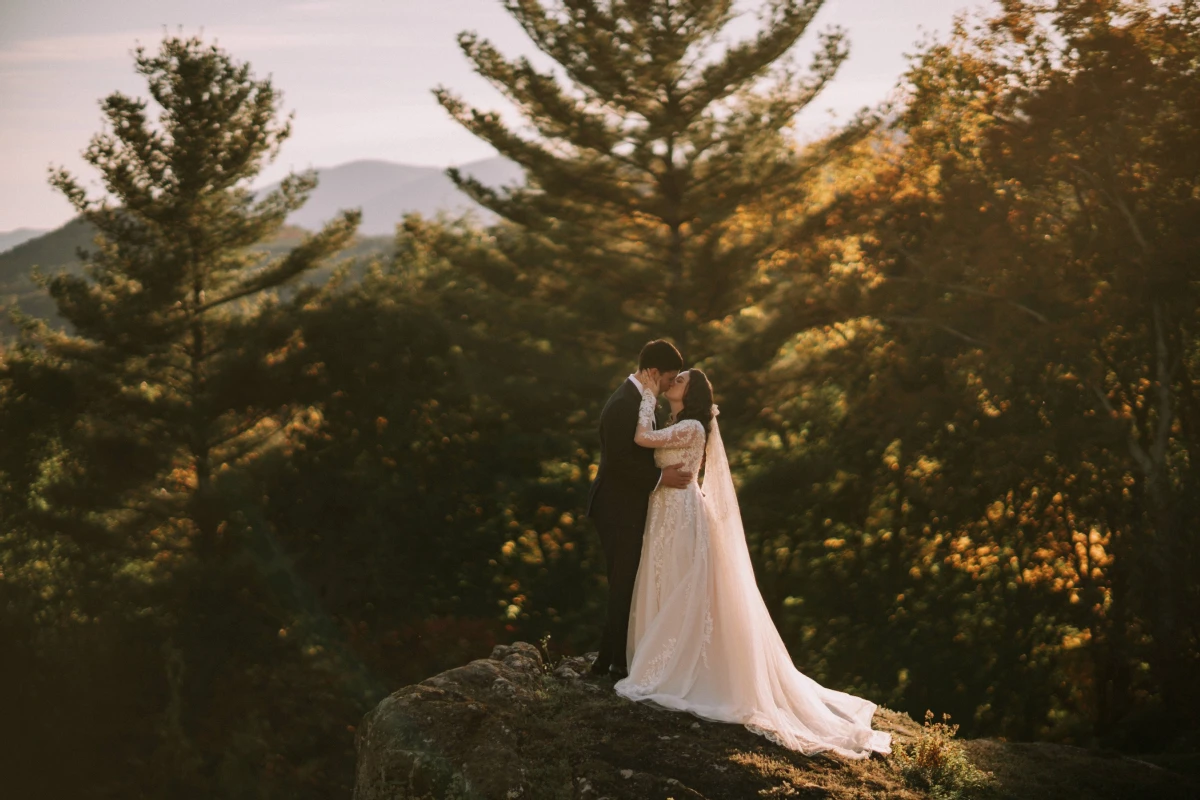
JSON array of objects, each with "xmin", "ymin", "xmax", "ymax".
[{"xmin": 593, "ymin": 511, "xmax": 647, "ymax": 673}]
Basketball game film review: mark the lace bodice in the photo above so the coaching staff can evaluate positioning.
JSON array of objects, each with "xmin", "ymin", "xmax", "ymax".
[
  {"xmin": 652, "ymin": 424, "xmax": 705, "ymax": 474},
  {"xmin": 636, "ymin": 387, "xmax": 706, "ymax": 477}
]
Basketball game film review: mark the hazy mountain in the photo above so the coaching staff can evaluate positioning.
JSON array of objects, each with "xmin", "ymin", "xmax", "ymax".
[
  {"xmin": 256, "ymin": 156, "xmax": 525, "ymax": 236},
  {"xmin": 0, "ymin": 217, "xmax": 95, "ymax": 286},
  {"xmin": 0, "ymin": 228, "xmax": 49, "ymax": 254},
  {"xmin": 0, "ymin": 219, "xmax": 394, "ymax": 340},
  {"xmin": 0, "ymin": 217, "xmax": 95, "ymax": 337},
  {"xmin": 0, "ymin": 156, "xmax": 521, "ymax": 338}
]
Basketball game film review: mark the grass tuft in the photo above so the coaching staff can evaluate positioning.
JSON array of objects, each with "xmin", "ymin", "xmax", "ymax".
[{"xmin": 889, "ymin": 710, "xmax": 993, "ymax": 800}]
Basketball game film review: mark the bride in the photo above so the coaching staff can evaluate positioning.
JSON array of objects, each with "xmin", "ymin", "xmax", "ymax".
[{"xmin": 613, "ymin": 368, "xmax": 892, "ymax": 759}]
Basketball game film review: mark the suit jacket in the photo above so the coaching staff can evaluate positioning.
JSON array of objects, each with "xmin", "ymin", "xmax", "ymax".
[{"xmin": 584, "ymin": 378, "xmax": 661, "ymax": 530}]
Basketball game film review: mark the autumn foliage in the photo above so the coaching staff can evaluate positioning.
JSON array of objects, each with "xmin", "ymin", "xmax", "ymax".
[{"xmin": 1, "ymin": 2, "xmax": 1198, "ymax": 797}]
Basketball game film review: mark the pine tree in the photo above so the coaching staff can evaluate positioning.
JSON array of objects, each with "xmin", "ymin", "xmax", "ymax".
[
  {"xmin": 16, "ymin": 35, "xmax": 360, "ymax": 557},
  {"xmin": 420, "ymin": 0, "xmax": 863, "ymax": 356}
]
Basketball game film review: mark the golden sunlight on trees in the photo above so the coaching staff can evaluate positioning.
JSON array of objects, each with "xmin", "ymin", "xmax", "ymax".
[
  {"xmin": 2, "ymin": 2, "xmax": 1199, "ymax": 796},
  {"xmin": 735, "ymin": 0, "xmax": 1200, "ymax": 740}
]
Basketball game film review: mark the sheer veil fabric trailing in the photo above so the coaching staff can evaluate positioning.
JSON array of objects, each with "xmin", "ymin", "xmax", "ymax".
[{"xmin": 614, "ymin": 389, "xmax": 892, "ymax": 759}]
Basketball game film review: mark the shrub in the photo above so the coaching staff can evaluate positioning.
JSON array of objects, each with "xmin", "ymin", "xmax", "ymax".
[{"xmin": 890, "ymin": 710, "xmax": 993, "ymax": 800}]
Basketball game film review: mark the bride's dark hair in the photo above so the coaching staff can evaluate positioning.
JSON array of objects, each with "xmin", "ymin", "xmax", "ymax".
[{"xmin": 676, "ymin": 368, "xmax": 714, "ymax": 437}]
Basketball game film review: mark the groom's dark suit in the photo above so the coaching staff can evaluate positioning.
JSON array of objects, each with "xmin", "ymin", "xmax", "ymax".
[{"xmin": 585, "ymin": 377, "xmax": 661, "ymax": 675}]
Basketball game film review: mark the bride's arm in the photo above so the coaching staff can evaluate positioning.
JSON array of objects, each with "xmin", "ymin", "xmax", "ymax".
[{"xmin": 634, "ymin": 386, "xmax": 699, "ymax": 448}]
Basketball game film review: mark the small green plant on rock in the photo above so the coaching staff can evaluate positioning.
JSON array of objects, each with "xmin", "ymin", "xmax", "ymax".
[
  {"xmin": 537, "ymin": 633, "xmax": 565, "ymax": 674},
  {"xmin": 889, "ymin": 711, "xmax": 993, "ymax": 800}
]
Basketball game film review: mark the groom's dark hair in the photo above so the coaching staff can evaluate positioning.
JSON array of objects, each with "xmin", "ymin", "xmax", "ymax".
[{"xmin": 638, "ymin": 339, "xmax": 683, "ymax": 372}]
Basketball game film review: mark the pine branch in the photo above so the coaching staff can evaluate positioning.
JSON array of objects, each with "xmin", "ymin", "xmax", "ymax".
[
  {"xmin": 683, "ymin": 0, "xmax": 829, "ymax": 118},
  {"xmin": 457, "ymin": 33, "xmax": 627, "ymax": 158},
  {"xmin": 199, "ymin": 210, "xmax": 359, "ymax": 313},
  {"xmin": 881, "ymin": 314, "xmax": 991, "ymax": 347}
]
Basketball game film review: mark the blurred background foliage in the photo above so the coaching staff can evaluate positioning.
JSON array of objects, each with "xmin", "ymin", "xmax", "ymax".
[{"xmin": 1, "ymin": 1, "xmax": 1198, "ymax": 797}]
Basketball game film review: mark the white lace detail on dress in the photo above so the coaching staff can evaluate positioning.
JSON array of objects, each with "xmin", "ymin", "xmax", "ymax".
[
  {"xmin": 633, "ymin": 636, "xmax": 677, "ymax": 692},
  {"xmin": 637, "ymin": 385, "xmax": 657, "ymax": 429},
  {"xmin": 636, "ymin": 386, "xmax": 704, "ymax": 453},
  {"xmin": 700, "ymin": 607, "xmax": 714, "ymax": 668},
  {"xmin": 651, "ymin": 522, "xmax": 672, "ymax": 604}
]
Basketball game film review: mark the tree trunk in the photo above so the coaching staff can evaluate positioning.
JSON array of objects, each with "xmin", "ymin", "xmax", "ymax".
[{"xmin": 189, "ymin": 276, "xmax": 217, "ymax": 555}]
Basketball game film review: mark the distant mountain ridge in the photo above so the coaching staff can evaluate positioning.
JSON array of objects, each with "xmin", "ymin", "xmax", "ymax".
[
  {"xmin": 0, "ymin": 228, "xmax": 49, "ymax": 254},
  {"xmin": 255, "ymin": 155, "xmax": 523, "ymax": 235},
  {"xmin": 0, "ymin": 156, "xmax": 521, "ymax": 339}
]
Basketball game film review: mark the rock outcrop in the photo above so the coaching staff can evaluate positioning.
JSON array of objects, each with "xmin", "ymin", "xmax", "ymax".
[{"xmin": 352, "ymin": 642, "xmax": 1197, "ymax": 800}]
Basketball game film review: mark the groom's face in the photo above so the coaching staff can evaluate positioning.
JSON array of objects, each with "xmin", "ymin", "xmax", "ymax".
[{"xmin": 655, "ymin": 369, "xmax": 680, "ymax": 395}]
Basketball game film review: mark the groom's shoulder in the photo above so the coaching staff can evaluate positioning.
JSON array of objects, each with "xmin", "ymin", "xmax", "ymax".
[
  {"xmin": 601, "ymin": 379, "xmax": 637, "ymax": 411},
  {"xmin": 608, "ymin": 377, "xmax": 636, "ymax": 399}
]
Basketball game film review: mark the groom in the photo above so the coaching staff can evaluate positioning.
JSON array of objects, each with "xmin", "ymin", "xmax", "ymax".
[{"xmin": 585, "ymin": 339, "xmax": 692, "ymax": 679}]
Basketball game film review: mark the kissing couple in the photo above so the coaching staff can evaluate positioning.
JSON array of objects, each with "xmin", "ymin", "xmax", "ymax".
[{"xmin": 584, "ymin": 339, "xmax": 891, "ymax": 759}]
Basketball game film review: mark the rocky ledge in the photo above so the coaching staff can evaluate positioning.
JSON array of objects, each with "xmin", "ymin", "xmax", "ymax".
[{"xmin": 352, "ymin": 642, "xmax": 1197, "ymax": 800}]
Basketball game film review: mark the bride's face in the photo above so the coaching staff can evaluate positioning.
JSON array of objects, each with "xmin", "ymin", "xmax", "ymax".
[{"xmin": 664, "ymin": 370, "xmax": 690, "ymax": 402}]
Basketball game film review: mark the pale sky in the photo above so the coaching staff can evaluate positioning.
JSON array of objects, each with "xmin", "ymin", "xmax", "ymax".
[{"xmin": 0, "ymin": 0, "xmax": 978, "ymax": 232}]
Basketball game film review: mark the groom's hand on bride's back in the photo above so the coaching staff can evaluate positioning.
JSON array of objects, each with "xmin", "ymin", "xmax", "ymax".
[{"xmin": 661, "ymin": 463, "xmax": 693, "ymax": 489}]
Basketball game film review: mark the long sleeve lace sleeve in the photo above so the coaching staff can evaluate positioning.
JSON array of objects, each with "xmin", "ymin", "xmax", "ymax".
[
  {"xmin": 635, "ymin": 385, "xmax": 657, "ymax": 436},
  {"xmin": 634, "ymin": 386, "xmax": 703, "ymax": 449}
]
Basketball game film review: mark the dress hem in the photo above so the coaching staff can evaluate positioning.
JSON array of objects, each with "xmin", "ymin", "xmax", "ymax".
[{"xmin": 612, "ymin": 682, "xmax": 892, "ymax": 759}]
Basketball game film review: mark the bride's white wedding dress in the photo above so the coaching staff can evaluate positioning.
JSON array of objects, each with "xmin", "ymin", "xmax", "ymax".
[{"xmin": 613, "ymin": 386, "xmax": 892, "ymax": 759}]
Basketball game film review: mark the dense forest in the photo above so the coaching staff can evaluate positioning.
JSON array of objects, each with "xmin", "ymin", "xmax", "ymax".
[{"xmin": 2, "ymin": 1, "xmax": 1198, "ymax": 797}]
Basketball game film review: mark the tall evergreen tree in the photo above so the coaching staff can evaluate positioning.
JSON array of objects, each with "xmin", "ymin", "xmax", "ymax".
[
  {"xmin": 1, "ymin": 35, "xmax": 368, "ymax": 798},
  {"xmin": 15, "ymin": 35, "xmax": 360, "ymax": 556},
  {"xmin": 418, "ymin": 0, "xmax": 863, "ymax": 356}
]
